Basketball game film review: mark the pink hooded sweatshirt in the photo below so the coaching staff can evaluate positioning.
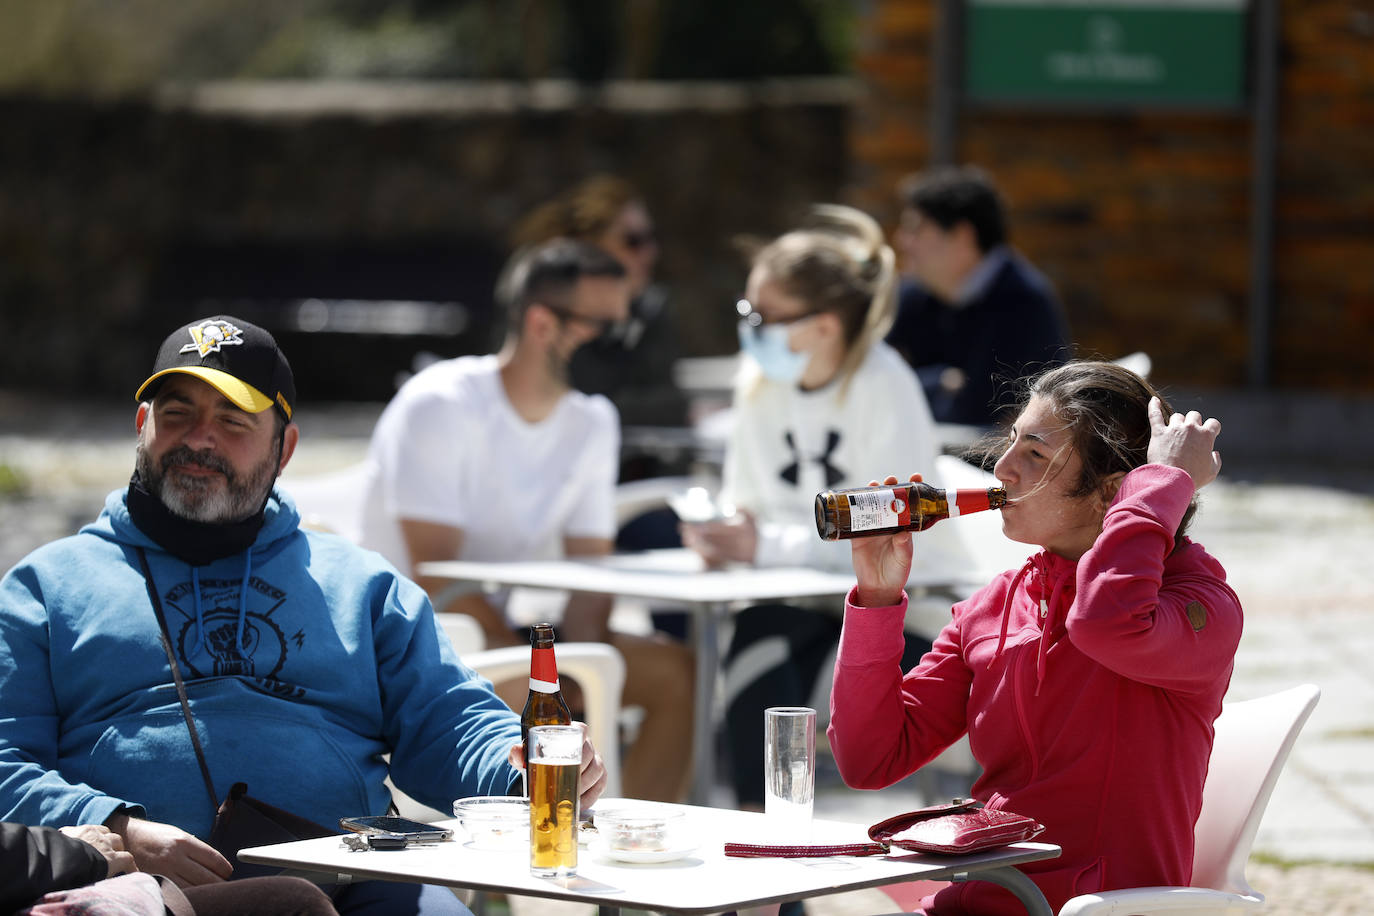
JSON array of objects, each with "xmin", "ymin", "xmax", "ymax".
[{"xmin": 828, "ymin": 465, "xmax": 1242, "ymax": 915}]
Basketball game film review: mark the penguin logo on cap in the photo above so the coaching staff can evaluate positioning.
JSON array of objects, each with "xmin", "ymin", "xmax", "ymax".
[{"xmin": 180, "ymin": 320, "xmax": 246, "ymax": 358}]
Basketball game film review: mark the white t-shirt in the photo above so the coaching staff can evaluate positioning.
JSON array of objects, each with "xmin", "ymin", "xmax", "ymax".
[
  {"xmin": 724, "ymin": 340, "xmax": 964, "ymax": 575},
  {"xmin": 359, "ymin": 354, "xmax": 620, "ymax": 583}
]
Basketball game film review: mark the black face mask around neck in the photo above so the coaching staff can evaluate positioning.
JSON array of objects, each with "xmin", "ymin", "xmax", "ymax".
[{"xmin": 126, "ymin": 473, "xmax": 267, "ymax": 566}]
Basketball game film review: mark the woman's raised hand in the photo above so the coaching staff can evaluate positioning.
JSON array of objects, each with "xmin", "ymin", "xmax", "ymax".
[
  {"xmin": 1147, "ymin": 397, "xmax": 1222, "ymax": 490},
  {"xmin": 849, "ymin": 475, "xmax": 917, "ymax": 608}
]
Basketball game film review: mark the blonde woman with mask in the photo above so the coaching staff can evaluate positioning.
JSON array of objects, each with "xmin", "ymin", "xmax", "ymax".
[{"xmin": 681, "ymin": 205, "xmax": 963, "ymax": 813}]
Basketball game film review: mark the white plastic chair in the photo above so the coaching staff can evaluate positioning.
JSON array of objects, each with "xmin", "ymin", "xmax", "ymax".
[
  {"xmin": 281, "ymin": 463, "xmax": 370, "ymax": 543},
  {"xmin": 614, "ymin": 474, "xmax": 704, "ymax": 529},
  {"xmin": 440, "ymin": 617, "xmax": 626, "ymax": 801},
  {"xmin": 389, "ymin": 631, "xmax": 627, "ymax": 822},
  {"xmin": 1113, "ymin": 351, "xmax": 1153, "ymax": 380},
  {"xmin": 1057, "ymin": 683, "xmax": 1321, "ymax": 915}
]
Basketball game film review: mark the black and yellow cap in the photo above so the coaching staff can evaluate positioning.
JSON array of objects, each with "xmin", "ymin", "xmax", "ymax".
[{"xmin": 135, "ymin": 316, "xmax": 295, "ymax": 420}]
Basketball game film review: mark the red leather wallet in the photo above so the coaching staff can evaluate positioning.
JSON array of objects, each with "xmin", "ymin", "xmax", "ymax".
[
  {"xmin": 724, "ymin": 799, "xmax": 1044, "ymax": 859},
  {"xmin": 869, "ymin": 799, "xmax": 1045, "ymax": 854}
]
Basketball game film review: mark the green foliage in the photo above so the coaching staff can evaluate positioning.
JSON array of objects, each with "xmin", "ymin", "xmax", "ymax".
[
  {"xmin": 0, "ymin": 463, "xmax": 29, "ymax": 498},
  {"xmin": 0, "ymin": 0, "xmax": 856, "ymax": 91},
  {"xmin": 655, "ymin": 0, "xmax": 855, "ymax": 79},
  {"xmin": 1250, "ymin": 850, "xmax": 1374, "ymax": 872}
]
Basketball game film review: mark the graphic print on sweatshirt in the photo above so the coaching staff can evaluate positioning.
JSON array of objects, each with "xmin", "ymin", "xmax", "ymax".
[
  {"xmin": 779, "ymin": 428, "xmax": 845, "ymax": 488},
  {"xmin": 160, "ymin": 576, "xmax": 305, "ymax": 698}
]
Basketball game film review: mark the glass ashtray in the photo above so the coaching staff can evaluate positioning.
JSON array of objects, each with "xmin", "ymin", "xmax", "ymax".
[
  {"xmin": 592, "ymin": 802, "xmax": 686, "ymax": 853},
  {"xmin": 452, "ymin": 796, "xmax": 528, "ymax": 849}
]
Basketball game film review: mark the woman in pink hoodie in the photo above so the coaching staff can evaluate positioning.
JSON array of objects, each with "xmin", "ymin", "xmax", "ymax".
[{"xmin": 828, "ymin": 360, "xmax": 1240, "ymax": 915}]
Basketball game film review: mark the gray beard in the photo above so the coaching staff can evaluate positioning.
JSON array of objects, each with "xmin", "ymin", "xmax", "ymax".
[{"xmin": 136, "ymin": 439, "xmax": 279, "ymax": 524}]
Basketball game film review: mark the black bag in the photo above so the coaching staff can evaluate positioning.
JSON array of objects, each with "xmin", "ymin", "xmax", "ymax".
[
  {"xmin": 208, "ymin": 782, "xmax": 338, "ymax": 880},
  {"xmin": 138, "ymin": 550, "xmax": 342, "ymax": 884}
]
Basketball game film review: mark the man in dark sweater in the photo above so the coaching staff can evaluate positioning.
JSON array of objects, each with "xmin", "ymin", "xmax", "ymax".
[{"xmin": 886, "ymin": 165, "xmax": 1071, "ymax": 427}]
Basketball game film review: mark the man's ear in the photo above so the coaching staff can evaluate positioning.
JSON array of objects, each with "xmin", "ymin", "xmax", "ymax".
[
  {"xmin": 953, "ymin": 220, "xmax": 981, "ymax": 255},
  {"xmin": 135, "ymin": 402, "xmax": 150, "ymax": 433},
  {"xmin": 277, "ymin": 423, "xmax": 300, "ymax": 475}
]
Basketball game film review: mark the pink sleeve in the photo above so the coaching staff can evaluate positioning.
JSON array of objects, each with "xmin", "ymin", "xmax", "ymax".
[
  {"xmin": 827, "ymin": 587, "xmax": 973, "ymax": 790},
  {"xmin": 1067, "ymin": 465, "xmax": 1243, "ymax": 692}
]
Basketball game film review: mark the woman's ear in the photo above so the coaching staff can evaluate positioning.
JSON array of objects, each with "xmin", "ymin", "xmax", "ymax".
[
  {"xmin": 1099, "ymin": 471, "xmax": 1128, "ymax": 509},
  {"xmin": 812, "ymin": 310, "xmax": 844, "ymax": 343}
]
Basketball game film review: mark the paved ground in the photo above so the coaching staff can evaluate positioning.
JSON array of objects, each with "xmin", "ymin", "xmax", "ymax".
[{"xmin": 3, "ymin": 394, "xmax": 1373, "ymax": 913}]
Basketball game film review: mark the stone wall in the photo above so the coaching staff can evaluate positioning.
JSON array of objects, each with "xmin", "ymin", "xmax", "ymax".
[
  {"xmin": 0, "ymin": 80, "xmax": 855, "ymax": 402},
  {"xmin": 848, "ymin": 0, "xmax": 1373, "ymax": 392}
]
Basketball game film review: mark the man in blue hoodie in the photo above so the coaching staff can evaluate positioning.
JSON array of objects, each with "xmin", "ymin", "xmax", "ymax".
[{"xmin": 0, "ymin": 316, "xmax": 607, "ymax": 915}]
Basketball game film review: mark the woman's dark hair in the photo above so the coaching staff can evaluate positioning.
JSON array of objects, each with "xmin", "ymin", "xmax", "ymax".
[
  {"xmin": 971, "ymin": 360, "xmax": 1198, "ymax": 548},
  {"xmin": 512, "ymin": 175, "xmax": 640, "ymax": 247}
]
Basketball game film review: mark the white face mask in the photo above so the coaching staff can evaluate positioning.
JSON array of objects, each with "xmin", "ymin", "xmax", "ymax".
[{"xmin": 738, "ymin": 320, "xmax": 809, "ymax": 383}]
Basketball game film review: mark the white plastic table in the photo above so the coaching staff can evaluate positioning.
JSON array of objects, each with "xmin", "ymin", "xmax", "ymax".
[
  {"xmin": 240, "ymin": 803, "xmax": 1061, "ymax": 915},
  {"xmin": 419, "ymin": 549, "xmax": 984, "ymax": 804}
]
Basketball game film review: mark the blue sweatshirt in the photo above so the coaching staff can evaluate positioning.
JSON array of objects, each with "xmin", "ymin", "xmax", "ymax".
[{"xmin": 0, "ymin": 486, "xmax": 521, "ymax": 838}]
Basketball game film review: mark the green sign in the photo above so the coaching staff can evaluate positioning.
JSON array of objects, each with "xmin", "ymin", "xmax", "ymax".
[{"xmin": 965, "ymin": 1, "xmax": 1248, "ymax": 106}]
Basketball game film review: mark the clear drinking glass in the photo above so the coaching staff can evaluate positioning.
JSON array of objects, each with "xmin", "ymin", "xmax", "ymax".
[
  {"xmin": 528, "ymin": 724, "xmax": 582, "ymax": 877},
  {"xmin": 764, "ymin": 706, "xmax": 816, "ymax": 835}
]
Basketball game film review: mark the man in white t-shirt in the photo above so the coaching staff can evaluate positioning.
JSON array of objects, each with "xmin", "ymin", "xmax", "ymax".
[{"xmin": 360, "ymin": 239, "xmax": 694, "ymax": 802}]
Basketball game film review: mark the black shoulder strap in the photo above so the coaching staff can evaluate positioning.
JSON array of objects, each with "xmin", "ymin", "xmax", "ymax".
[{"xmin": 135, "ymin": 547, "xmax": 221, "ymax": 818}]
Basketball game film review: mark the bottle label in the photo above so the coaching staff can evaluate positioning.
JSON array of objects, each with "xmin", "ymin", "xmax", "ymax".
[
  {"xmin": 530, "ymin": 647, "xmax": 560, "ymax": 693},
  {"xmin": 844, "ymin": 488, "xmax": 910, "ymax": 533}
]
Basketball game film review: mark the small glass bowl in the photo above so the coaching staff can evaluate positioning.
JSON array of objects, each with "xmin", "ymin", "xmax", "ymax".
[
  {"xmin": 593, "ymin": 802, "xmax": 686, "ymax": 853},
  {"xmin": 452, "ymin": 796, "xmax": 528, "ymax": 849}
]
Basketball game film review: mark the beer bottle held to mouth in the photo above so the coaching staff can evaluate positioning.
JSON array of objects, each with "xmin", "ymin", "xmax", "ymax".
[
  {"xmin": 521, "ymin": 623, "xmax": 572, "ymax": 793},
  {"xmin": 815, "ymin": 482, "xmax": 1007, "ymax": 540}
]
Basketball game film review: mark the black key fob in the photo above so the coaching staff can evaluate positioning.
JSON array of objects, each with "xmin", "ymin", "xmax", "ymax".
[{"xmin": 367, "ymin": 832, "xmax": 410, "ymax": 850}]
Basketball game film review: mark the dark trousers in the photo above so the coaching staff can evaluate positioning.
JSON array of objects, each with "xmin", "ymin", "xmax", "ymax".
[
  {"xmin": 723, "ymin": 604, "xmax": 931, "ymax": 806},
  {"xmin": 331, "ymin": 880, "xmax": 471, "ymax": 915}
]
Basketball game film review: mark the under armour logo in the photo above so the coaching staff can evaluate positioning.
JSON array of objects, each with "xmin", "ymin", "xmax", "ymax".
[{"xmin": 780, "ymin": 429, "xmax": 844, "ymax": 487}]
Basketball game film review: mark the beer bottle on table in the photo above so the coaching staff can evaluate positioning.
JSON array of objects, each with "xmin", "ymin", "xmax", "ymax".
[
  {"xmin": 815, "ymin": 481, "xmax": 1007, "ymax": 541},
  {"xmin": 521, "ymin": 623, "xmax": 572, "ymax": 793}
]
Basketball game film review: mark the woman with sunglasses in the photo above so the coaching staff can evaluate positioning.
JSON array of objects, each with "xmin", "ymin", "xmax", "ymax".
[
  {"xmin": 512, "ymin": 175, "xmax": 686, "ymax": 430},
  {"xmin": 680, "ymin": 204, "xmax": 966, "ymax": 816},
  {"xmin": 829, "ymin": 361, "xmax": 1238, "ymax": 915}
]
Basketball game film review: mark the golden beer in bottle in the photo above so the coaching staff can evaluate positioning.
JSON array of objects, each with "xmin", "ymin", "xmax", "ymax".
[
  {"xmin": 521, "ymin": 622, "xmax": 572, "ymax": 789},
  {"xmin": 815, "ymin": 482, "xmax": 1007, "ymax": 540}
]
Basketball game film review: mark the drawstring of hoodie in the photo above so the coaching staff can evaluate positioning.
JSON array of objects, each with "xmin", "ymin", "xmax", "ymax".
[
  {"xmin": 189, "ymin": 567, "xmax": 206, "ymax": 657},
  {"xmin": 186, "ymin": 550, "xmax": 254, "ymax": 660},
  {"xmin": 991, "ymin": 555, "xmax": 1037, "ymax": 665},
  {"xmin": 237, "ymin": 550, "xmax": 252, "ymax": 652},
  {"xmin": 1034, "ymin": 571, "xmax": 1071, "ymax": 696},
  {"xmin": 989, "ymin": 553, "xmax": 1072, "ymax": 695}
]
